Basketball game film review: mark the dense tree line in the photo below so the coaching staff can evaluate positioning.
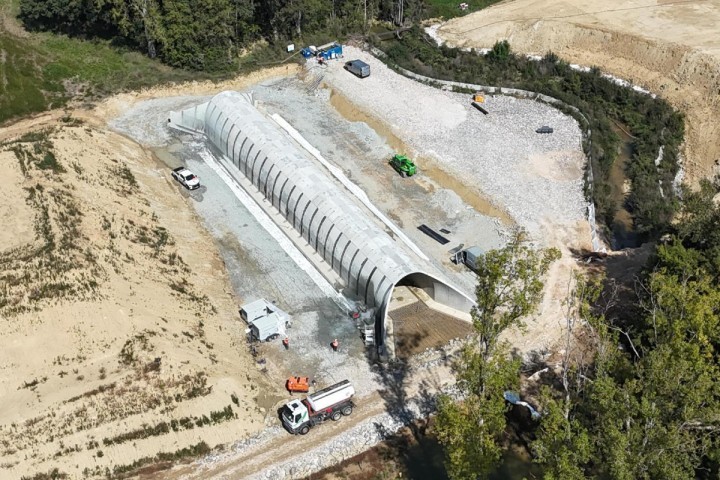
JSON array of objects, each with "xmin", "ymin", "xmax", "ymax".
[
  {"xmin": 18, "ymin": 0, "xmax": 430, "ymax": 71},
  {"xmin": 379, "ymin": 29, "xmax": 684, "ymax": 239},
  {"xmin": 533, "ymin": 178, "xmax": 720, "ymax": 479},
  {"xmin": 436, "ymin": 178, "xmax": 720, "ymax": 479}
]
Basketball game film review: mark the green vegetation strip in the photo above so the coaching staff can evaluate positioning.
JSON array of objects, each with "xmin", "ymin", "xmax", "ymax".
[
  {"xmin": 0, "ymin": 33, "xmax": 211, "ymax": 125},
  {"xmin": 102, "ymin": 405, "xmax": 236, "ymax": 446},
  {"xmin": 375, "ymin": 29, "xmax": 684, "ymax": 238},
  {"xmin": 109, "ymin": 441, "xmax": 212, "ymax": 478}
]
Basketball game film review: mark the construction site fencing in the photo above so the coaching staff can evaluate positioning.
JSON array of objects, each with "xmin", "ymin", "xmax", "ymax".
[{"xmin": 370, "ymin": 46, "xmax": 605, "ymax": 252}]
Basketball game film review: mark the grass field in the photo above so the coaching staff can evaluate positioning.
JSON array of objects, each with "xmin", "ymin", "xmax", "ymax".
[
  {"xmin": 0, "ymin": 31, "xmax": 215, "ymax": 124},
  {"xmin": 0, "ymin": 0, "xmax": 224, "ymax": 125}
]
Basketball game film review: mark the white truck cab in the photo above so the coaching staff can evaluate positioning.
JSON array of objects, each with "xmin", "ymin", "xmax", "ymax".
[{"xmin": 282, "ymin": 380, "xmax": 355, "ymax": 435}]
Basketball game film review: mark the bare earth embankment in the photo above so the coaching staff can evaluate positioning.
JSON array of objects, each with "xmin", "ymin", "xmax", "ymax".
[
  {"xmin": 438, "ymin": 0, "xmax": 720, "ymax": 183},
  {"xmin": 0, "ymin": 66, "xmax": 298, "ymax": 479}
]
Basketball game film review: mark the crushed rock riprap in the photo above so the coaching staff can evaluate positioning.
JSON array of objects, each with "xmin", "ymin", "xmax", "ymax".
[{"xmin": 244, "ymin": 391, "xmax": 443, "ymax": 480}]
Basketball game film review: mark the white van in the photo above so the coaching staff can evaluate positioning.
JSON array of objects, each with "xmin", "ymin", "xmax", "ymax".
[{"xmin": 344, "ymin": 60, "xmax": 370, "ymax": 78}]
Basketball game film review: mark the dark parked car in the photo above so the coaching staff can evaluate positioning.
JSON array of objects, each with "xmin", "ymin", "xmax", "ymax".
[{"xmin": 536, "ymin": 126, "xmax": 554, "ymax": 134}]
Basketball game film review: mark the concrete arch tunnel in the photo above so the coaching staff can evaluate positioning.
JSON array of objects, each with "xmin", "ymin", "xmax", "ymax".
[{"xmin": 169, "ymin": 91, "xmax": 474, "ymax": 357}]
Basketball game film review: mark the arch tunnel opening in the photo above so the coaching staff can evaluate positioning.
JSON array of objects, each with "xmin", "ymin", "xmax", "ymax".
[{"xmin": 378, "ymin": 272, "xmax": 475, "ymax": 361}]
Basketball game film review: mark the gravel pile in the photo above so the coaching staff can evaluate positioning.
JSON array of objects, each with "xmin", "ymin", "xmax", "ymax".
[{"xmin": 321, "ymin": 46, "xmax": 588, "ymax": 238}]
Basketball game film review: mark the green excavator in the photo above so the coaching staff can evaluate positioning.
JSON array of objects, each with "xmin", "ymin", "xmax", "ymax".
[{"xmin": 389, "ymin": 154, "xmax": 417, "ymax": 177}]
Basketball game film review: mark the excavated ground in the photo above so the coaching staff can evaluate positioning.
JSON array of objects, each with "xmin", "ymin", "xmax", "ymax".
[{"xmin": 437, "ymin": 0, "xmax": 720, "ymax": 184}]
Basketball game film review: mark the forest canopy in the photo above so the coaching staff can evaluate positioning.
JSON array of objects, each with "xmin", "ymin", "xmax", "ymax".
[{"xmin": 18, "ymin": 0, "xmax": 434, "ymax": 71}]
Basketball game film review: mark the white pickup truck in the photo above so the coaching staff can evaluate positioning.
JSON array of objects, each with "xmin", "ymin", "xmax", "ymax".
[{"xmin": 171, "ymin": 166, "xmax": 200, "ymax": 190}]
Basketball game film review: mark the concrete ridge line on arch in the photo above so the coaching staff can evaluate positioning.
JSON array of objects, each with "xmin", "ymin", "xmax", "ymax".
[
  {"xmin": 269, "ymin": 112, "xmax": 430, "ymax": 263},
  {"xmin": 196, "ymin": 144, "xmax": 352, "ymax": 311}
]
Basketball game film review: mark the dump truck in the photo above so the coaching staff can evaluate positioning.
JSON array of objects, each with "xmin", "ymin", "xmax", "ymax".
[
  {"xmin": 452, "ymin": 246, "xmax": 483, "ymax": 272},
  {"xmin": 389, "ymin": 154, "xmax": 417, "ymax": 177},
  {"xmin": 281, "ymin": 380, "xmax": 355, "ymax": 435}
]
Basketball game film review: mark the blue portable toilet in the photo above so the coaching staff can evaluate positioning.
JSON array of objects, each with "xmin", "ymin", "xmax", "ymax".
[{"xmin": 319, "ymin": 43, "xmax": 343, "ymax": 60}]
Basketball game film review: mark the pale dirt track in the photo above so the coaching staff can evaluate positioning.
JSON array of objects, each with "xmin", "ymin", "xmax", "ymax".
[
  {"xmin": 438, "ymin": 0, "xmax": 720, "ymax": 184},
  {"xmin": 148, "ymin": 359, "xmax": 457, "ymax": 480}
]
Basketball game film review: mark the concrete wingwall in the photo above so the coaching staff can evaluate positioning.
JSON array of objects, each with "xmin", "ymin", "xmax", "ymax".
[{"xmin": 168, "ymin": 91, "xmax": 475, "ymax": 356}]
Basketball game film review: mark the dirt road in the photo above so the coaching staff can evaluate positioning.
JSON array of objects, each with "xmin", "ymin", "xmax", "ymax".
[
  {"xmin": 438, "ymin": 0, "xmax": 720, "ymax": 184},
  {"xmin": 151, "ymin": 355, "xmax": 458, "ymax": 480}
]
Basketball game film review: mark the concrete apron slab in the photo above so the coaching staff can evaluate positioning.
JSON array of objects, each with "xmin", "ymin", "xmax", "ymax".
[
  {"xmin": 389, "ymin": 285, "xmax": 472, "ymax": 322},
  {"xmin": 385, "ymin": 286, "xmax": 472, "ymax": 360}
]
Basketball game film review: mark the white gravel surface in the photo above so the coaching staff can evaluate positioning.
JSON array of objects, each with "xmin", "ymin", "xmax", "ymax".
[
  {"xmin": 322, "ymin": 46, "xmax": 588, "ymax": 239},
  {"xmin": 430, "ymin": 188, "xmax": 467, "ymax": 221}
]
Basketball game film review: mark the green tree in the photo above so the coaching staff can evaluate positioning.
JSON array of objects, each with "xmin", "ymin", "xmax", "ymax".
[
  {"xmin": 436, "ymin": 346, "xmax": 520, "ymax": 480},
  {"xmin": 160, "ymin": 0, "xmax": 236, "ymax": 71},
  {"xmin": 488, "ymin": 40, "xmax": 510, "ymax": 62},
  {"xmin": 531, "ymin": 388, "xmax": 591, "ymax": 480},
  {"xmin": 531, "ymin": 243, "xmax": 720, "ymax": 479},
  {"xmin": 19, "ymin": 0, "xmax": 114, "ymax": 36},
  {"xmin": 436, "ymin": 230, "xmax": 560, "ymax": 480},
  {"xmin": 272, "ymin": 0, "xmax": 332, "ymax": 39},
  {"xmin": 676, "ymin": 177, "xmax": 720, "ymax": 276},
  {"xmin": 109, "ymin": 0, "xmax": 163, "ymax": 58},
  {"xmin": 472, "ymin": 230, "xmax": 560, "ymax": 359},
  {"xmin": 531, "ymin": 275, "xmax": 600, "ymax": 480}
]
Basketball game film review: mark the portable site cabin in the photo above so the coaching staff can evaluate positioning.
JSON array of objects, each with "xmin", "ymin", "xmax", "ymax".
[
  {"xmin": 240, "ymin": 299, "xmax": 291, "ymax": 342},
  {"xmin": 301, "ymin": 42, "xmax": 343, "ymax": 60},
  {"xmin": 319, "ymin": 43, "xmax": 342, "ymax": 60},
  {"xmin": 453, "ymin": 246, "xmax": 484, "ymax": 272},
  {"xmin": 240, "ymin": 298, "xmax": 289, "ymax": 323},
  {"xmin": 250, "ymin": 313, "xmax": 287, "ymax": 342},
  {"xmin": 463, "ymin": 246, "xmax": 483, "ymax": 270}
]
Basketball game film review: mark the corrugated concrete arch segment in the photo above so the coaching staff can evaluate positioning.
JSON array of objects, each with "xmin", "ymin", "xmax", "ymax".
[{"xmin": 168, "ymin": 91, "xmax": 475, "ymax": 347}]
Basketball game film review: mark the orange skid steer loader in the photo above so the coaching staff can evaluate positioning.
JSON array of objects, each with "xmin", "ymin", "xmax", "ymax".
[{"xmin": 286, "ymin": 376, "xmax": 310, "ymax": 393}]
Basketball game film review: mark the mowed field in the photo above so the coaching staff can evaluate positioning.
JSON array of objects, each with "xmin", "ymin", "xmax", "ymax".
[{"xmin": 438, "ymin": 0, "xmax": 720, "ymax": 184}]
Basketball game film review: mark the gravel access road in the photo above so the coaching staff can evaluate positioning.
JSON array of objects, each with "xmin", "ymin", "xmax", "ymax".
[
  {"xmin": 110, "ymin": 94, "xmax": 382, "ymax": 397},
  {"xmin": 322, "ymin": 46, "xmax": 588, "ymax": 240}
]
